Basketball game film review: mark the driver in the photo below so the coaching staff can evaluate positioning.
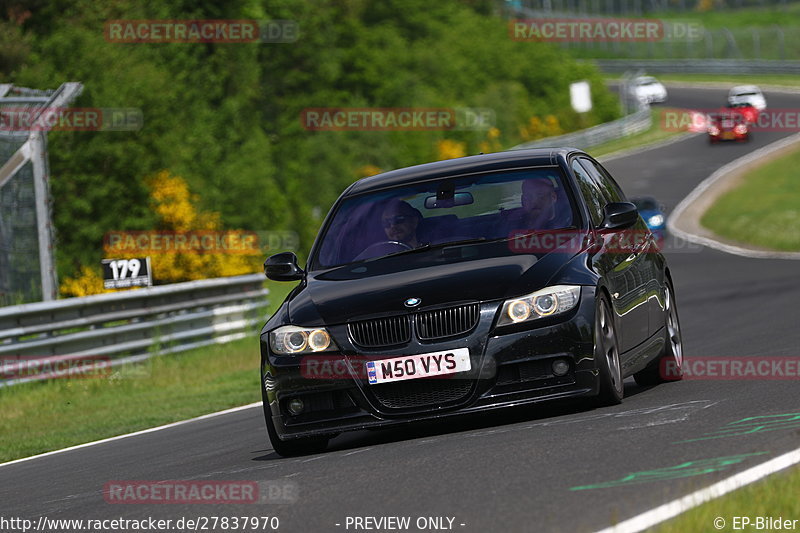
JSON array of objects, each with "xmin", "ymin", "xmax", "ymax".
[{"xmin": 381, "ymin": 200, "xmax": 422, "ymax": 248}]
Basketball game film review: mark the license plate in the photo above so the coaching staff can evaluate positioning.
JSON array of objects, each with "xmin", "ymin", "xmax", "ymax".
[
  {"xmin": 366, "ymin": 348, "xmax": 471, "ymax": 385},
  {"xmin": 722, "ymin": 132, "xmax": 735, "ymax": 139}
]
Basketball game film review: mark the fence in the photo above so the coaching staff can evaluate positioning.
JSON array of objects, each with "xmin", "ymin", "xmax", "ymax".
[
  {"xmin": 504, "ymin": 0, "xmax": 792, "ymax": 17},
  {"xmin": 512, "ymin": 105, "xmax": 651, "ymax": 151},
  {"xmin": 0, "ymin": 273, "xmax": 269, "ymax": 387},
  {"xmin": 561, "ymin": 26, "xmax": 798, "ymax": 61},
  {"xmin": 0, "ymin": 83, "xmax": 83, "ymax": 305}
]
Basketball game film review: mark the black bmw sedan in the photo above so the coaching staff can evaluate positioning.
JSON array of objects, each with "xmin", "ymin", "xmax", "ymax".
[{"xmin": 260, "ymin": 148, "xmax": 684, "ymax": 456}]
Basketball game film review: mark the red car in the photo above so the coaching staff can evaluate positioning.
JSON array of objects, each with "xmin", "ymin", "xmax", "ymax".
[
  {"xmin": 727, "ymin": 102, "xmax": 760, "ymax": 124},
  {"xmin": 708, "ymin": 109, "xmax": 749, "ymax": 144}
]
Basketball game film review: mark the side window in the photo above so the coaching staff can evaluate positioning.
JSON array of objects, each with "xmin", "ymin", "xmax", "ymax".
[
  {"xmin": 579, "ymin": 157, "xmax": 626, "ymax": 203},
  {"xmin": 570, "ymin": 159, "xmax": 604, "ymax": 227}
]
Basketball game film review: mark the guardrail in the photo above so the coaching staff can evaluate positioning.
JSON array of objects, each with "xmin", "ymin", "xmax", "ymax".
[
  {"xmin": 595, "ymin": 60, "xmax": 800, "ymax": 75},
  {"xmin": 511, "ymin": 106, "xmax": 651, "ymax": 151},
  {"xmin": 0, "ymin": 273, "xmax": 269, "ymax": 387}
]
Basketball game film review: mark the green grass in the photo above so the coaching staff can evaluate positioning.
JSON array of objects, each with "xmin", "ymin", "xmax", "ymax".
[
  {"xmin": 589, "ymin": 108, "xmax": 688, "ymax": 158},
  {"xmin": 0, "ymin": 279, "xmax": 297, "ymax": 463},
  {"xmin": 701, "ymin": 146, "xmax": 800, "ymax": 251},
  {"xmin": 651, "ymin": 465, "xmax": 800, "ymax": 532}
]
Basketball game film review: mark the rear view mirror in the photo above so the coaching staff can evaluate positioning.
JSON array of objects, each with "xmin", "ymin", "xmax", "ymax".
[
  {"xmin": 424, "ymin": 192, "xmax": 474, "ymax": 209},
  {"xmin": 600, "ymin": 202, "xmax": 639, "ymax": 230}
]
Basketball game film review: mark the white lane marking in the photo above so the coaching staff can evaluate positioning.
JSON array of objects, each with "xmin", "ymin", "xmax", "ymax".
[
  {"xmin": 301, "ymin": 455, "xmax": 325, "ymax": 463},
  {"xmin": 0, "ymin": 402, "xmax": 262, "ymax": 469},
  {"xmin": 591, "ymin": 447, "xmax": 800, "ymax": 533},
  {"xmin": 343, "ymin": 447, "xmax": 372, "ymax": 456},
  {"xmin": 668, "ymin": 132, "xmax": 800, "ymax": 260}
]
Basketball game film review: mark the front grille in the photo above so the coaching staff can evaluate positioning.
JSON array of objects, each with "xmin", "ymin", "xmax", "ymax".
[
  {"xmin": 415, "ymin": 303, "xmax": 480, "ymax": 340},
  {"xmin": 348, "ymin": 315, "xmax": 410, "ymax": 348},
  {"xmin": 371, "ymin": 378, "xmax": 472, "ymax": 409}
]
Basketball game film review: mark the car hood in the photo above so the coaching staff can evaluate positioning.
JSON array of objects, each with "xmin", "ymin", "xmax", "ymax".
[{"xmin": 288, "ymin": 246, "xmax": 581, "ymax": 325}]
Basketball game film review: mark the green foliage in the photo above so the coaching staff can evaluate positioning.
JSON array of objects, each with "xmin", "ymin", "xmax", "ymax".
[{"xmin": 3, "ymin": 0, "xmax": 620, "ymax": 280}]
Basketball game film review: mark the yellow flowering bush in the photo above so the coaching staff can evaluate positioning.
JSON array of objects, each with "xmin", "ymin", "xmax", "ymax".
[
  {"xmin": 519, "ymin": 114, "xmax": 564, "ymax": 142},
  {"xmin": 60, "ymin": 171, "xmax": 261, "ymax": 297},
  {"xmin": 479, "ymin": 127, "xmax": 503, "ymax": 154},
  {"xmin": 437, "ymin": 139, "xmax": 467, "ymax": 160},
  {"xmin": 358, "ymin": 164, "xmax": 383, "ymax": 178}
]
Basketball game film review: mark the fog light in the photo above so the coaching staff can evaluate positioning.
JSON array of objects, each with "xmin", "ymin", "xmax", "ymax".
[
  {"xmin": 552, "ymin": 359, "xmax": 570, "ymax": 377},
  {"xmin": 287, "ymin": 398, "xmax": 305, "ymax": 416}
]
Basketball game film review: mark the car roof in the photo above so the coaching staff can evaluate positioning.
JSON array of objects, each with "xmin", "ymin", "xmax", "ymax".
[
  {"xmin": 634, "ymin": 76, "xmax": 657, "ymax": 83},
  {"xmin": 729, "ymin": 85, "xmax": 761, "ymax": 94},
  {"xmin": 344, "ymin": 148, "xmax": 580, "ymax": 196}
]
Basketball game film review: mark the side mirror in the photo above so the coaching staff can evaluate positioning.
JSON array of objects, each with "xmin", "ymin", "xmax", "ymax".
[
  {"xmin": 600, "ymin": 202, "xmax": 639, "ymax": 230},
  {"xmin": 264, "ymin": 252, "xmax": 304, "ymax": 282}
]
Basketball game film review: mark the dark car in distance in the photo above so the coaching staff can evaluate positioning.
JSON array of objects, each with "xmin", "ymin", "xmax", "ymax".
[
  {"xmin": 630, "ymin": 196, "xmax": 667, "ymax": 244},
  {"xmin": 260, "ymin": 148, "xmax": 684, "ymax": 456}
]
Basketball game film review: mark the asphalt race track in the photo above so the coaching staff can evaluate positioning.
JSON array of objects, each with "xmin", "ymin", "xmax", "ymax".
[{"xmin": 2, "ymin": 87, "xmax": 800, "ymax": 533}]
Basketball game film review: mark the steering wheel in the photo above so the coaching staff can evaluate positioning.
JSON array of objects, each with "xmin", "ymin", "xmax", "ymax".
[{"xmin": 354, "ymin": 240, "xmax": 412, "ymax": 261}]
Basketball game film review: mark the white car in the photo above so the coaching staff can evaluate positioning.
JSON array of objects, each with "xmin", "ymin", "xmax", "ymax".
[
  {"xmin": 629, "ymin": 76, "xmax": 668, "ymax": 104},
  {"xmin": 727, "ymin": 85, "xmax": 767, "ymax": 111}
]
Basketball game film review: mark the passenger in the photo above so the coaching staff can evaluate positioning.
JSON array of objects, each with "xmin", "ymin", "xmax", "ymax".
[{"xmin": 508, "ymin": 177, "xmax": 560, "ymax": 231}]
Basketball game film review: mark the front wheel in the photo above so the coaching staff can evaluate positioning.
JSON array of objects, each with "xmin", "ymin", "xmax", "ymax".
[
  {"xmin": 595, "ymin": 295, "xmax": 623, "ymax": 406},
  {"xmin": 634, "ymin": 279, "xmax": 684, "ymax": 386}
]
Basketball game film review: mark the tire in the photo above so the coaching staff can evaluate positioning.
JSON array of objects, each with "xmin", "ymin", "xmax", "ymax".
[
  {"xmin": 634, "ymin": 279, "xmax": 684, "ymax": 386},
  {"xmin": 595, "ymin": 295, "xmax": 623, "ymax": 406},
  {"xmin": 262, "ymin": 384, "xmax": 330, "ymax": 457}
]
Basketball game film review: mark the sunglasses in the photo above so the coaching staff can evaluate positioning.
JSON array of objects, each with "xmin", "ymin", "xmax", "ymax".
[{"xmin": 382, "ymin": 215, "xmax": 410, "ymax": 228}]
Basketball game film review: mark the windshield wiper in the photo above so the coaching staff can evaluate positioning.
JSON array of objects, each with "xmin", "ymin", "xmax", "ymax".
[{"xmin": 371, "ymin": 236, "xmax": 506, "ymax": 261}]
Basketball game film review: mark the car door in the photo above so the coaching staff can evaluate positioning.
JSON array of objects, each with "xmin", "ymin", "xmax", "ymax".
[
  {"xmin": 572, "ymin": 157, "xmax": 650, "ymax": 354},
  {"xmin": 583, "ymin": 157, "xmax": 666, "ymax": 340}
]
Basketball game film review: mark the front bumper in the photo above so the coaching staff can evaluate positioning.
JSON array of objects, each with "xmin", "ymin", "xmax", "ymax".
[
  {"xmin": 709, "ymin": 130, "xmax": 748, "ymax": 142},
  {"xmin": 261, "ymin": 287, "xmax": 600, "ymax": 440}
]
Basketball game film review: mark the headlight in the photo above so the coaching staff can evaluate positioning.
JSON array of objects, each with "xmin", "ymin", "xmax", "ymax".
[
  {"xmin": 497, "ymin": 285, "xmax": 581, "ymax": 327},
  {"xmin": 270, "ymin": 325, "xmax": 338, "ymax": 355},
  {"xmin": 647, "ymin": 214, "xmax": 665, "ymax": 227}
]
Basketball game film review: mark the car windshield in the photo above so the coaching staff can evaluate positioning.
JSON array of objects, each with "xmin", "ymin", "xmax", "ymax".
[{"xmin": 313, "ymin": 168, "xmax": 577, "ymax": 268}]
